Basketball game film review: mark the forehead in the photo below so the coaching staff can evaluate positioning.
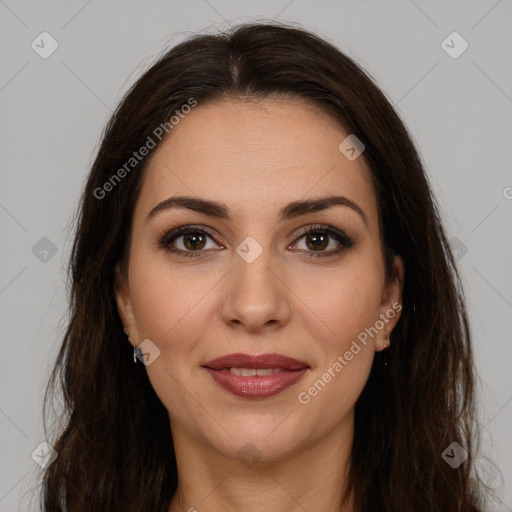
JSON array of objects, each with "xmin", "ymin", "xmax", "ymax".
[{"xmin": 136, "ymin": 98, "xmax": 378, "ymax": 229}]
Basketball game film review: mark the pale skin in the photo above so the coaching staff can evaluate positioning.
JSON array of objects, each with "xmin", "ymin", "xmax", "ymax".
[{"xmin": 115, "ymin": 97, "xmax": 404, "ymax": 512}]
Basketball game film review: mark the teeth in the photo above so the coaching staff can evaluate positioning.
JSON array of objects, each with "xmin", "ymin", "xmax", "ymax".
[{"xmin": 228, "ymin": 368, "xmax": 282, "ymax": 376}]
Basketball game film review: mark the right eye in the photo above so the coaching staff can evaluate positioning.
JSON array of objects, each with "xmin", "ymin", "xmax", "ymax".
[{"xmin": 158, "ymin": 226, "xmax": 223, "ymax": 258}]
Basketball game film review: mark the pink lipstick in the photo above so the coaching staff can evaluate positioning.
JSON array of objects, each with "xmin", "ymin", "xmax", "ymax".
[{"xmin": 202, "ymin": 353, "xmax": 309, "ymax": 399}]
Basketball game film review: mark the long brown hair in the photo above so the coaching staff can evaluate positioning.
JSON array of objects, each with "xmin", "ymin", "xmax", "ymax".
[{"xmin": 40, "ymin": 21, "xmax": 488, "ymax": 511}]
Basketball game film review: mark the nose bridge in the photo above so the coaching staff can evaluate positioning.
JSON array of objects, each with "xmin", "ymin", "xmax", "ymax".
[{"xmin": 235, "ymin": 236, "xmax": 276, "ymax": 291}]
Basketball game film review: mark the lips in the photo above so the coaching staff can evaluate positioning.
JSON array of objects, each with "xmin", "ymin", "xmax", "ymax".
[{"xmin": 202, "ymin": 352, "xmax": 309, "ymax": 399}]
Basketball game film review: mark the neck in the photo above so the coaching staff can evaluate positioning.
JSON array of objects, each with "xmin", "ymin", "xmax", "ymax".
[{"xmin": 168, "ymin": 414, "xmax": 355, "ymax": 512}]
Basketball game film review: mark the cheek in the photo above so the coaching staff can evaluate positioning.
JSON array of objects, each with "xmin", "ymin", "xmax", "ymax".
[
  {"xmin": 294, "ymin": 259, "xmax": 382, "ymax": 408},
  {"xmin": 127, "ymin": 247, "xmax": 229, "ymax": 403},
  {"xmin": 129, "ymin": 233, "xmax": 212, "ymax": 320},
  {"xmin": 298, "ymin": 254, "xmax": 384, "ymax": 347},
  {"xmin": 127, "ymin": 259, "xmax": 211, "ymax": 427},
  {"xmin": 129, "ymin": 263, "xmax": 206, "ymax": 354}
]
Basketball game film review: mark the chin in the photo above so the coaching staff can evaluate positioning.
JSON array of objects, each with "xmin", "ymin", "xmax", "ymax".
[{"xmin": 201, "ymin": 412, "xmax": 317, "ymax": 463}]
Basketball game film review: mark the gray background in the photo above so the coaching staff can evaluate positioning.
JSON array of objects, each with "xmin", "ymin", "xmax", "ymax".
[{"xmin": 0, "ymin": 0, "xmax": 511, "ymax": 510}]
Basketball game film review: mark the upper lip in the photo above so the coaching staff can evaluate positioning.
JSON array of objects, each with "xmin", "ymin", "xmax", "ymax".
[{"xmin": 202, "ymin": 352, "xmax": 309, "ymax": 371}]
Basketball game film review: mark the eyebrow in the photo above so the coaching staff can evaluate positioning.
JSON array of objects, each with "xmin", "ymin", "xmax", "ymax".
[{"xmin": 147, "ymin": 194, "xmax": 368, "ymax": 228}]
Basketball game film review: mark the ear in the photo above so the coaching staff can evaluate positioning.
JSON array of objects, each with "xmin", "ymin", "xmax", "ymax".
[
  {"xmin": 375, "ymin": 254, "xmax": 404, "ymax": 352},
  {"xmin": 114, "ymin": 262, "xmax": 137, "ymax": 348}
]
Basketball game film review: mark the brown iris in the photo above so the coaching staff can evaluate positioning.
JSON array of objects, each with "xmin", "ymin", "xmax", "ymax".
[
  {"xmin": 183, "ymin": 232, "xmax": 207, "ymax": 251},
  {"xmin": 305, "ymin": 232, "xmax": 329, "ymax": 251}
]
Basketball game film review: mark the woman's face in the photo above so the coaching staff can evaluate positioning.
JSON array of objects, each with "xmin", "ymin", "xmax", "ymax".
[{"xmin": 116, "ymin": 98, "xmax": 403, "ymax": 463}]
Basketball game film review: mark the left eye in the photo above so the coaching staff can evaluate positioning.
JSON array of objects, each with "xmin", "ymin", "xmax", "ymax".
[
  {"xmin": 294, "ymin": 231, "xmax": 338, "ymax": 251},
  {"xmin": 290, "ymin": 226, "xmax": 354, "ymax": 257}
]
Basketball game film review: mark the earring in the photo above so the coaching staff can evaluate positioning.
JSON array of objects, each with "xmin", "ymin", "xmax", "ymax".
[
  {"xmin": 124, "ymin": 328, "xmax": 137, "ymax": 364},
  {"xmin": 382, "ymin": 327, "xmax": 391, "ymax": 367}
]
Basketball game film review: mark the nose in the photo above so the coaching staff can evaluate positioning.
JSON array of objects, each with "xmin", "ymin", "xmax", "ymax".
[{"xmin": 221, "ymin": 243, "xmax": 292, "ymax": 333}]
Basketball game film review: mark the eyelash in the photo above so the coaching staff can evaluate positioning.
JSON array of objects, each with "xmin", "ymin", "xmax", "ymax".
[{"xmin": 157, "ymin": 224, "xmax": 354, "ymax": 260}]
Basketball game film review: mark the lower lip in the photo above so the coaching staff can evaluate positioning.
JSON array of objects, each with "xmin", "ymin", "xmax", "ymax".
[{"xmin": 203, "ymin": 368, "xmax": 308, "ymax": 399}]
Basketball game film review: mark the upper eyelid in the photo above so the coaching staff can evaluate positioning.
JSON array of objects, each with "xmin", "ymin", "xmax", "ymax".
[{"xmin": 163, "ymin": 223, "xmax": 351, "ymax": 247}]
